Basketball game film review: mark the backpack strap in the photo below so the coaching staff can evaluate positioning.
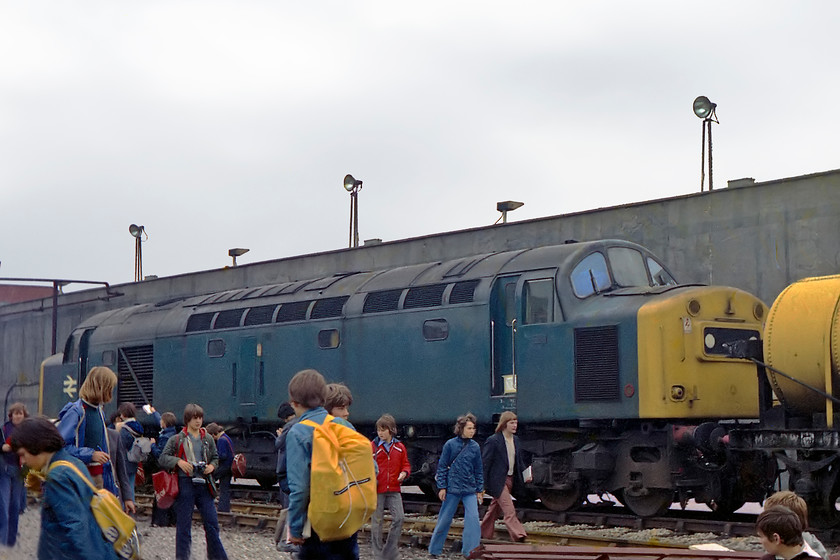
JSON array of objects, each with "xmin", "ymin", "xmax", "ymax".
[
  {"xmin": 48, "ymin": 459, "xmax": 98, "ymax": 494},
  {"xmin": 300, "ymin": 414, "xmax": 341, "ymax": 449}
]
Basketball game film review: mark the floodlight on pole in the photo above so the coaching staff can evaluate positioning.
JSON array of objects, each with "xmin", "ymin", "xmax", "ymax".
[
  {"xmin": 129, "ymin": 224, "xmax": 147, "ymax": 282},
  {"xmin": 693, "ymin": 96, "xmax": 719, "ymax": 192},
  {"xmin": 344, "ymin": 174, "xmax": 363, "ymax": 248},
  {"xmin": 495, "ymin": 200, "xmax": 524, "ymax": 224},
  {"xmin": 228, "ymin": 248, "xmax": 250, "ymax": 267}
]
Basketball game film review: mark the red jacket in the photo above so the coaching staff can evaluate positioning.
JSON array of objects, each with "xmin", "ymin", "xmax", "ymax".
[{"xmin": 372, "ymin": 437, "xmax": 411, "ymax": 494}]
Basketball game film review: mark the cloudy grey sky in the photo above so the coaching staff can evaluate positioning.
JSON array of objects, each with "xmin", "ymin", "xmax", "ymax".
[{"xmin": 1, "ymin": 1, "xmax": 838, "ymax": 287}]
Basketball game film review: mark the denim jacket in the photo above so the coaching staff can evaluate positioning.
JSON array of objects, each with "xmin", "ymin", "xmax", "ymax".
[{"xmin": 435, "ymin": 436, "xmax": 483, "ymax": 496}]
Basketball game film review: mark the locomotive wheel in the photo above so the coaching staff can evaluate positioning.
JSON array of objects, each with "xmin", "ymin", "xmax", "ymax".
[
  {"xmin": 620, "ymin": 487, "xmax": 673, "ymax": 517},
  {"xmin": 538, "ymin": 485, "xmax": 583, "ymax": 512}
]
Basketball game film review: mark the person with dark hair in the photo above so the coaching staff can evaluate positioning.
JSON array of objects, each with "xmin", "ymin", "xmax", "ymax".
[
  {"xmin": 205, "ymin": 423, "xmax": 233, "ymax": 513},
  {"xmin": 371, "ymin": 414, "xmax": 410, "ymax": 560},
  {"xmin": 116, "ymin": 402, "xmax": 145, "ymax": 505},
  {"xmin": 0, "ymin": 402, "xmax": 28, "ymax": 546},
  {"xmin": 480, "ymin": 411, "xmax": 530, "ymax": 542},
  {"xmin": 11, "ymin": 416, "xmax": 118, "ymax": 560},
  {"xmin": 56, "ymin": 366, "xmax": 120, "ymax": 497},
  {"xmin": 159, "ymin": 404, "xmax": 228, "ymax": 560},
  {"xmin": 273, "ymin": 401, "xmax": 298, "ymax": 551},
  {"xmin": 150, "ymin": 409, "xmax": 178, "ymax": 527},
  {"xmin": 325, "ymin": 383, "xmax": 353, "ymax": 421},
  {"xmin": 763, "ymin": 493, "xmax": 827, "ymax": 560},
  {"xmin": 428, "ymin": 413, "xmax": 483, "ymax": 558},
  {"xmin": 757, "ymin": 505, "xmax": 820, "ymax": 560}
]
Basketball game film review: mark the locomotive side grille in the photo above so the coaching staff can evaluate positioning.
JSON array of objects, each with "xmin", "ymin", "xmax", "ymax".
[
  {"xmin": 276, "ymin": 301, "xmax": 310, "ymax": 323},
  {"xmin": 404, "ymin": 284, "xmax": 446, "ymax": 309},
  {"xmin": 363, "ymin": 289, "xmax": 403, "ymax": 313},
  {"xmin": 244, "ymin": 305, "xmax": 277, "ymax": 326},
  {"xmin": 310, "ymin": 296, "xmax": 350, "ymax": 319},
  {"xmin": 186, "ymin": 312, "xmax": 214, "ymax": 332},
  {"xmin": 214, "ymin": 309, "xmax": 245, "ymax": 329},
  {"xmin": 574, "ymin": 326, "xmax": 620, "ymax": 402},
  {"xmin": 117, "ymin": 345, "xmax": 154, "ymax": 405},
  {"xmin": 449, "ymin": 280, "xmax": 480, "ymax": 304}
]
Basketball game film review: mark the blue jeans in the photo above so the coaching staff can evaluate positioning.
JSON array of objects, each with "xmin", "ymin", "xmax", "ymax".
[
  {"xmin": 0, "ymin": 467, "xmax": 23, "ymax": 547},
  {"xmin": 298, "ymin": 530, "xmax": 358, "ymax": 560},
  {"xmin": 174, "ymin": 478, "xmax": 228, "ymax": 560},
  {"xmin": 216, "ymin": 473, "xmax": 232, "ymax": 513},
  {"xmin": 428, "ymin": 492, "xmax": 480, "ymax": 556}
]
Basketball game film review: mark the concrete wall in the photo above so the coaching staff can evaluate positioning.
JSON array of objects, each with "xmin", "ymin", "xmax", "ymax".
[{"xmin": 2, "ymin": 168, "xmax": 839, "ymax": 410}]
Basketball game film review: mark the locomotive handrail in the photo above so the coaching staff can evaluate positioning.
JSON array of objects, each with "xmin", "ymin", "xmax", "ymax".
[{"xmin": 750, "ymin": 358, "xmax": 840, "ymax": 406}]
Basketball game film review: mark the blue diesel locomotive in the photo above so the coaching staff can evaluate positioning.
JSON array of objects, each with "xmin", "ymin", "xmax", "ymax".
[{"xmin": 39, "ymin": 239, "xmax": 772, "ymax": 517}]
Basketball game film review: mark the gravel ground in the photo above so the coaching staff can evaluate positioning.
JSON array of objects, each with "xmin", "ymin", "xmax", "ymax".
[{"xmin": 2, "ymin": 504, "xmax": 836, "ymax": 560}]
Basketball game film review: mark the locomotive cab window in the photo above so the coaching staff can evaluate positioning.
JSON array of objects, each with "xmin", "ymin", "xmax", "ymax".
[
  {"xmin": 647, "ymin": 257, "xmax": 677, "ymax": 286},
  {"xmin": 571, "ymin": 252, "xmax": 611, "ymax": 298},
  {"xmin": 102, "ymin": 350, "xmax": 115, "ymax": 367},
  {"xmin": 524, "ymin": 279, "xmax": 554, "ymax": 324},
  {"xmin": 607, "ymin": 247, "xmax": 649, "ymax": 288},
  {"xmin": 207, "ymin": 339, "xmax": 226, "ymax": 358}
]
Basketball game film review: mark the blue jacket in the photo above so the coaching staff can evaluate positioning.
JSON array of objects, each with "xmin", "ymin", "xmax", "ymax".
[
  {"xmin": 39, "ymin": 449, "xmax": 118, "ymax": 560},
  {"xmin": 56, "ymin": 399, "xmax": 119, "ymax": 496},
  {"xmin": 435, "ymin": 436, "xmax": 484, "ymax": 496},
  {"xmin": 286, "ymin": 407, "xmax": 354, "ymax": 539},
  {"xmin": 151, "ymin": 426, "xmax": 177, "ymax": 459},
  {"xmin": 216, "ymin": 433, "xmax": 234, "ymax": 472}
]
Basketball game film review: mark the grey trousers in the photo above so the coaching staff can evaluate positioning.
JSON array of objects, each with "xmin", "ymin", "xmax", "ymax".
[{"xmin": 370, "ymin": 492, "xmax": 404, "ymax": 560}]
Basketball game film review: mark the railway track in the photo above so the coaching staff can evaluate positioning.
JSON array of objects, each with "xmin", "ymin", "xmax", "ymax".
[{"xmin": 133, "ymin": 492, "xmax": 761, "ymax": 549}]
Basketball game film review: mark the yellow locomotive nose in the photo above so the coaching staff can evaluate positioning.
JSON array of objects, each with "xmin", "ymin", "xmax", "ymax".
[{"xmin": 636, "ymin": 286, "xmax": 767, "ymax": 419}]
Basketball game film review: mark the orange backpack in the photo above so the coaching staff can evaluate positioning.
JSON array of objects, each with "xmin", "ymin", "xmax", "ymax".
[{"xmin": 299, "ymin": 414, "xmax": 377, "ymax": 541}]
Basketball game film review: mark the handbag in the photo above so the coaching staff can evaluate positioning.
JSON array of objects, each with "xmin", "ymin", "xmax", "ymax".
[
  {"xmin": 152, "ymin": 470, "xmax": 179, "ymax": 509},
  {"xmin": 135, "ymin": 462, "xmax": 146, "ymax": 486}
]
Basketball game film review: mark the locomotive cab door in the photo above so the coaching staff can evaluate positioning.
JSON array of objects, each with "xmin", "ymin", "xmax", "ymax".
[{"xmin": 490, "ymin": 275, "xmax": 519, "ymax": 397}]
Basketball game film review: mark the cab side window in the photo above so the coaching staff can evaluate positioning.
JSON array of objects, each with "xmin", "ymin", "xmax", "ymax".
[{"xmin": 524, "ymin": 279, "xmax": 554, "ymax": 324}]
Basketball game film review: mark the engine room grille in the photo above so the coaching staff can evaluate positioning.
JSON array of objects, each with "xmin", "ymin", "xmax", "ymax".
[
  {"xmin": 449, "ymin": 280, "xmax": 480, "ymax": 304},
  {"xmin": 310, "ymin": 296, "xmax": 349, "ymax": 319},
  {"xmin": 186, "ymin": 313, "xmax": 214, "ymax": 332},
  {"xmin": 363, "ymin": 290, "xmax": 403, "ymax": 313},
  {"xmin": 117, "ymin": 345, "xmax": 154, "ymax": 405},
  {"xmin": 276, "ymin": 301, "xmax": 310, "ymax": 323},
  {"xmin": 404, "ymin": 284, "xmax": 446, "ymax": 309},
  {"xmin": 574, "ymin": 326, "xmax": 620, "ymax": 402}
]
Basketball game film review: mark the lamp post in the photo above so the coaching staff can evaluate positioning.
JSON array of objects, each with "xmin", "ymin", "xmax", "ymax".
[
  {"xmin": 495, "ymin": 200, "xmax": 524, "ymax": 224},
  {"xmin": 343, "ymin": 174, "xmax": 363, "ymax": 248},
  {"xmin": 228, "ymin": 248, "xmax": 249, "ymax": 266},
  {"xmin": 128, "ymin": 224, "xmax": 147, "ymax": 282},
  {"xmin": 693, "ymin": 96, "xmax": 718, "ymax": 192}
]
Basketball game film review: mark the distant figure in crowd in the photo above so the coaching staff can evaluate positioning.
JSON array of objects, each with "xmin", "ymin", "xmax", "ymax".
[
  {"xmin": 205, "ymin": 423, "xmax": 233, "ymax": 513},
  {"xmin": 115, "ymin": 402, "xmax": 145, "ymax": 504},
  {"xmin": 763, "ymin": 491, "xmax": 828, "ymax": 560},
  {"xmin": 371, "ymin": 414, "xmax": 411, "ymax": 560},
  {"xmin": 480, "ymin": 411, "xmax": 530, "ymax": 542},
  {"xmin": 11, "ymin": 416, "xmax": 118, "ymax": 560},
  {"xmin": 0, "ymin": 402, "xmax": 28, "ymax": 546},
  {"xmin": 150, "ymin": 409, "xmax": 178, "ymax": 527},
  {"xmin": 159, "ymin": 404, "xmax": 228, "ymax": 560},
  {"xmin": 56, "ymin": 366, "xmax": 120, "ymax": 496},
  {"xmin": 274, "ymin": 401, "xmax": 297, "ymax": 552},
  {"xmin": 106, "ymin": 427, "xmax": 136, "ymax": 515},
  {"xmin": 287, "ymin": 369, "xmax": 359, "ymax": 560},
  {"xmin": 757, "ymin": 505, "xmax": 820, "ymax": 560},
  {"xmin": 325, "ymin": 382, "xmax": 353, "ymax": 421},
  {"xmin": 428, "ymin": 413, "xmax": 483, "ymax": 558}
]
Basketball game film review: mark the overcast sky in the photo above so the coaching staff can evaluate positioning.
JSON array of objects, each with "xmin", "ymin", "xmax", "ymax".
[{"xmin": 1, "ymin": 1, "xmax": 838, "ymax": 287}]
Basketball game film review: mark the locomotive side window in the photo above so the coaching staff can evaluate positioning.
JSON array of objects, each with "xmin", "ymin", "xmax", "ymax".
[
  {"xmin": 571, "ymin": 253, "xmax": 610, "ymax": 298},
  {"xmin": 647, "ymin": 257, "xmax": 677, "ymax": 286},
  {"xmin": 607, "ymin": 247, "xmax": 648, "ymax": 288},
  {"xmin": 504, "ymin": 283, "xmax": 516, "ymax": 326},
  {"xmin": 102, "ymin": 350, "xmax": 115, "ymax": 366},
  {"xmin": 524, "ymin": 279, "xmax": 554, "ymax": 324},
  {"xmin": 207, "ymin": 339, "xmax": 226, "ymax": 357},
  {"xmin": 318, "ymin": 329, "xmax": 340, "ymax": 349},
  {"xmin": 62, "ymin": 331, "xmax": 81, "ymax": 364},
  {"xmin": 423, "ymin": 319, "xmax": 449, "ymax": 341}
]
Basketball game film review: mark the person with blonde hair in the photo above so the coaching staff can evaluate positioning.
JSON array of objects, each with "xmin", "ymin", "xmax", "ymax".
[
  {"xmin": 56, "ymin": 366, "xmax": 120, "ymax": 497},
  {"xmin": 480, "ymin": 411, "xmax": 531, "ymax": 542}
]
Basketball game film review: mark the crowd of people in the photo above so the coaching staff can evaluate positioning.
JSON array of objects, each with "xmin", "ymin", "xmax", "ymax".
[{"xmin": 2, "ymin": 364, "xmax": 827, "ymax": 560}]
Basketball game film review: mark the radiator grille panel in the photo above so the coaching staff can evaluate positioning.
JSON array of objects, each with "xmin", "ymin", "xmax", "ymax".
[
  {"xmin": 117, "ymin": 345, "xmax": 154, "ymax": 405},
  {"xmin": 574, "ymin": 326, "xmax": 620, "ymax": 402}
]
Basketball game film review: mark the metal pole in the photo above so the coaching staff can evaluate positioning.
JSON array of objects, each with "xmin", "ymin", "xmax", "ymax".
[
  {"xmin": 700, "ymin": 120, "xmax": 706, "ymax": 192},
  {"xmin": 51, "ymin": 281, "xmax": 59, "ymax": 354},
  {"xmin": 353, "ymin": 189, "xmax": 359, "ymax": 248},
  {"xmin": 348, "ymin": 191, "xmax": 354, "ymax": 248},
  {"xmin": 707, "ymin": 119, "xmax": 714, "ymax": 191}
]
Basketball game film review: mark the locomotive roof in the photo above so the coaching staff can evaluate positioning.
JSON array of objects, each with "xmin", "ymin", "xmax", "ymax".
[{"xmin": 69, "ymin": 239, "xmax": 666, "ymax": 341}]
